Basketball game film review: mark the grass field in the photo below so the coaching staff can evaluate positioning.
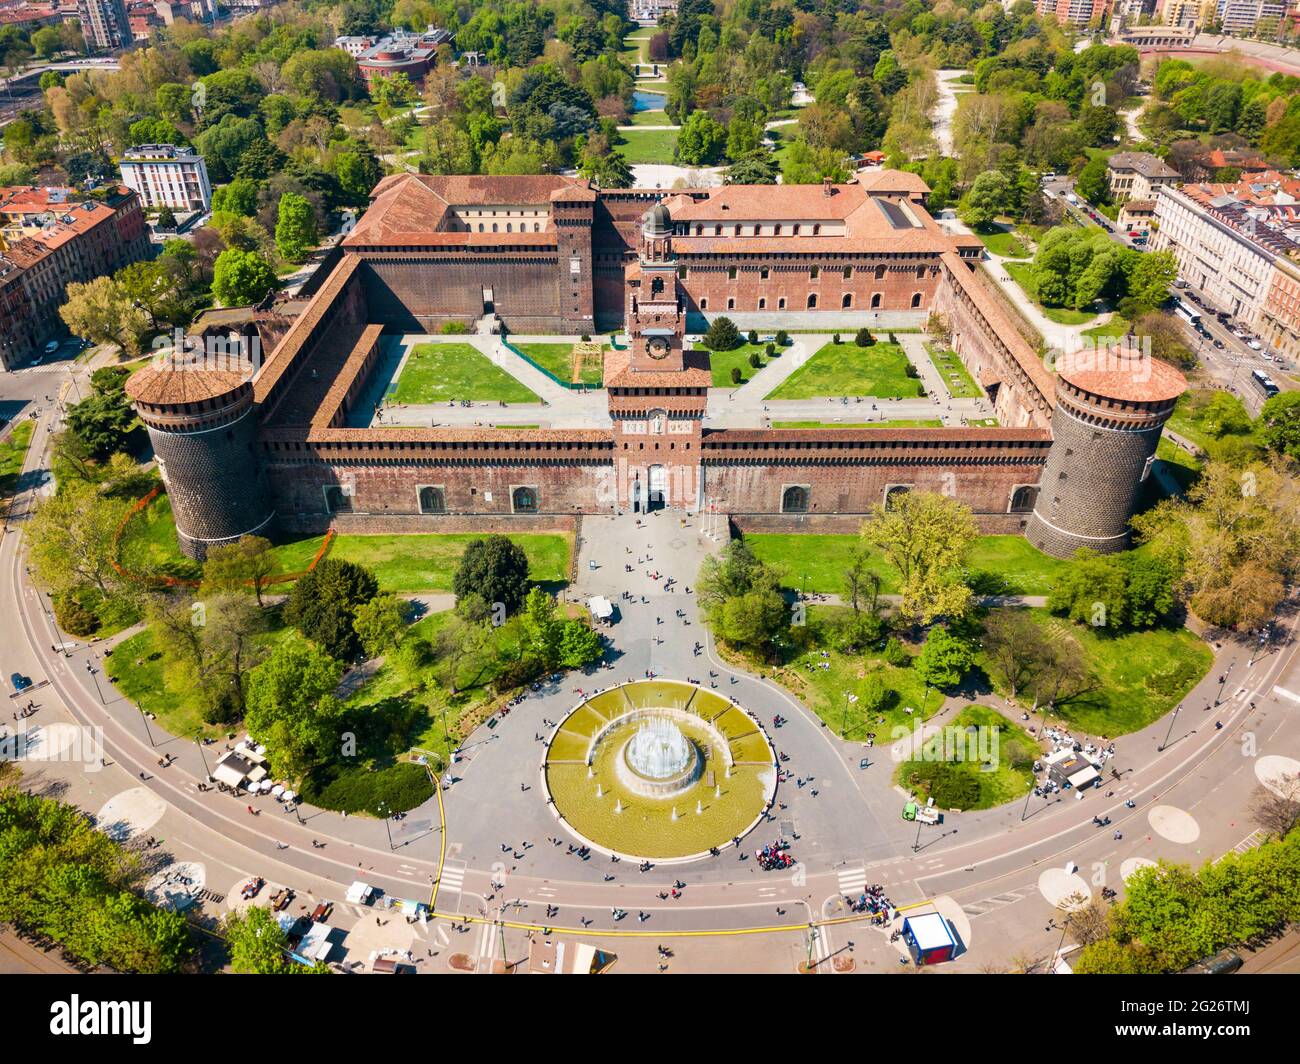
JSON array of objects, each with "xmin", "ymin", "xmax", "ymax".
[
  {"xmin": 766, "ymin": 342, "xmax": 922, "ymax": 399},
  {"xmin": 705, "ymin": 343, "xmax": 774, "ymax": 386},
  {"xmin": 513, "ymin": 342, "xmax": 604, "ymax": 386},
  {"xmin": 771, "ymin": 419, "xmax": 944, "ymax": 429},
  {"xmin": 1155, "ymin": 436, "xmax": 1202, "ymax": 492},
  {"xmin": 974, "ymin": 224, "xmax": 1031, "ymax": 260},
  {"xmin": 1082, "ymin": 316, "xmax": 1132, "ymax": 340},
  {"xmin": 265, "ymin": 532, "xmax": 573, "ymax": 592},
  {"xmin": 616, "ymin": 127, "xmax": 679, "ymax": 165},
  {"xmin": 744, "ymin": 533, "xmax": 1072, "ymax": 597},
  {"xmin": 627, "ymin": 109, "xmax": 674, "ymax": 127},
  {"xmin": 0, "ymin": 420, "xmax": 34, "ymax": 496},
  {"xmin": 390, "ymin": 343, "xmax": 540, "ymax": 404},
  {"xmin": 1004, "ymin": 262, "xmax": 1098, "ymax": 326},
  {"xmin": 990, "ymin": 611, "xmax": 1213, "ymax": 737},
  {"xmin": 1165, "ymin": 388, "xmax": 1259, "ymax": 459},
  {"xmin": 924, "ymin": 344, "xmax": 982, "ymax": 399},
  {"xmin": 117, "ymin": 492, "xmax": 202, "ymax": 582},
  {"xmin": 895, "ymin": 704, "xmax": 1038, "ymax": 810}
]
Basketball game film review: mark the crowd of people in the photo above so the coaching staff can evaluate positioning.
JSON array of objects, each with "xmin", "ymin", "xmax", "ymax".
[
  {"xmin": 846, "ymin": 883, "xmax": 895, "ymax": 924},
  {"xmin": 756, "ymin": 839, "xmax": 796, "ymax": 871}
]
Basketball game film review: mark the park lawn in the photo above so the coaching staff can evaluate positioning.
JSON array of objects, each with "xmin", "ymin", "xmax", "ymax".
[
  {"xmin": 1082, "ymin": 316, "xmax": 1131, "ymax": 340},
  {"xmin": 990, "ymin": 611, "xmax": 1213, "ymax": 738},
  {"xmin": 771, "ymin": 419, "xmax": 944, "ymax": 428},
  {"xmin": 1164, "ymin": 389, "xmax": 1260, "ymax": 459},
  {"xmin": 105, "ymin": 621, "xmax": 300, "ymax": 740},
  {"xmin": 766, "ymin": 342, "xmax": 922, "ymax": 399},
  {"xmin": 266, "ymin": 532, "xmax": 572, "ymax": 592},
  {"xmin": 895, "ymin": 704, "xmax": 1038, "ymax": 810},
  {"xmin": 966, "ymin": 417, "xmax": 1000, "ymax": 426},
  {"xmin": 616, "ymin": 127, "xmax": 679, "ymax": 164},
  {"xmin": 924, "ymin": 343, "xmax": 982, "ymax": 399},
  {"xmin": 390, "ymin": 343, "xmax": 540, "ymax": 404},
  {"xmin": 513, "ymin": 341, "xmax": 604, "ymax": 386},
  {"xmin": 743, "ymin": 532, "xmax": 1071, "ymax": 598},
  {"xmin": 1004, "ymin": 263, "xmax": 1098, "ymax": 326},
  {"xmin": 628, "ymin": 109, "xmax": 674, "ymax": 127},
  {"xmin": 768, "ymin": 606, "xmax": 933, "ymax": 738},
  {"xmin": 974, "ymin": 224, "xmax": 1031, "ymax": 260},
  {"xmin": 0, "ymin": 420, "xmax": 34, "ymax": 495},
  {"xmin": 117, "ymin": 492, "xmax": 203, "ymax": 582},
  {"xmin": 1156, "ymin": 436, "xmax": 1202, "ymax": 493},
  {"xmin": 705, "ymin": 343, "xmax": 773, "ymax": 386}
]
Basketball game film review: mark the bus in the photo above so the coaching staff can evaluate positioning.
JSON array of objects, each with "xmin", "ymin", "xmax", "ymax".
[
  {"xmin": 1174, "ymin": 300, "xmax": 1202, "ymax": 327},
  {"xmin": 1252, "ymin": 369, "xmax": 1280, "ymax": 398}
]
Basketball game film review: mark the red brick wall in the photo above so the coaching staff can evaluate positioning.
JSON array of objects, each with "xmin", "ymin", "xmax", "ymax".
[{"xmin": 678, "ymin": 258, "xmax": 942, "ymax": 316}]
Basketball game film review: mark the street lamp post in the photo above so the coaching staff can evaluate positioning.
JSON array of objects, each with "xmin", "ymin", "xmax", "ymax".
[
  {"xmin": 1158, "ymin": 704, "xmax": 1181, "ymax": 752},
  {"xmin": 84, "ymin": 659, "xmax": 106, "ymax": 705},
  {"xmin": 377, "ymin": 803, "xmax": 394, "ymax": 850},
  {"xmin": 194, "ymin": 731, "xmax": 211, "ymax": 780},
  {"xmin": 1020, "ymin": 699, "xmax": 1052, "ymax": 822}
]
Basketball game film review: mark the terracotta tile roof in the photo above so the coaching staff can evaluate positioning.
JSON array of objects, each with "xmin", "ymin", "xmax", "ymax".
[
  {"xmin": 303, "ymin": 426, "xmax": 614, "ymax": 447},
  {"xmin": 126, "ymin": 354, "xmax": 254, "ymax": 406},
  {"xmin": 666, "ymin": 182, "xmax": 870, "ymax": 223},
  {"xmin": 852, "ymin": 168, "xmax": 931, "ymax": 197},
  {"xmin": 603, "ymin": 347, "xmax": 713, "ymax": 389},
  {"xmin": 1056, "ymin": 347, "xmax": 1187, "ymax": 404}
]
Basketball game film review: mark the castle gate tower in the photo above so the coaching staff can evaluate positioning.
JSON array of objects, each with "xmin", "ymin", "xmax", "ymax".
[
  {"xmin": 125, "ymin": 353, "xmax": 274, "ymax": 561},
  {"xmin": 1025, "ymin": 345, "xmax": 1186, "ymax": 558},
  {"xmin": 607, "ymin": 203, "xmax": 711, "ymax": 513}
]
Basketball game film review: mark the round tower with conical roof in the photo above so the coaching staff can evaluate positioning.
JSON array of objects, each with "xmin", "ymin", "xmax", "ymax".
[
  {"xmin": 125, "ymin": 353, "xmax": 273, "ymax": 561},
  {"xmin": 1025, "ymin": 345, "xmax": 1187, "ymax": 559}
]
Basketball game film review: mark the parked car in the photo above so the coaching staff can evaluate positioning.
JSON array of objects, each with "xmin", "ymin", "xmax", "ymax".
[
  {"xmin": 1247, "ymin": 339, "xmax": 1263, "ymax": 351},
  {"xmin": 43, "ymin": 340, "xmax": 59, "ymax": 354},
  {"xmin": 10, "ymin": 673, "xmax": 31, "ymax": 691},
  {"xmin": 1213, "ymin": 338, "xmax": 1225, "ymax": 349}
]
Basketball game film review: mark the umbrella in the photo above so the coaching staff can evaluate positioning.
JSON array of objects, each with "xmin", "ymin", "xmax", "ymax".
[
  {"xmin": 282, "ymin": 791, "xmax": 297, "ymax": 803},
  {"xmin": 271, "ymin": 784, "xmax": 285, "ymax": 798}
]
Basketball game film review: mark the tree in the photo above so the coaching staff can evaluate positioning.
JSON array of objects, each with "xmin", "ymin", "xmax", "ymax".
[
  {"xmin": 675, "ymin": 110, "xmax": 726, "ymax": 166},
  {"xmin": 211, "ymin": 249, "xmax": 277, "ymax": 307},
  {"xmin": 155, "ymin": 205, "xmax": 178, "ymax": 230},
  {"xmin": 1076, "ymin": 157, "xmax": 1111, "ymax": 204},
  {"xmin": 1258, "ymin": 391, "xmax": 1300, "ymax": 461},
  {"xmin": 842, "ymin": 545, "xmax": 879, "ymax": 616},
  {"xmin": 211, "ymin": 177, "xmax": 260, "ymax": 217},
  {"xmin": 961, "ymin": 170, "xmax": 1011, "ymax": 228},
  {"xmin": 702, "ymin": 316, "xmax": 741, "ymax": 351},
  {"xmin": 65, "ymin": 387, "xmax": 136, "ymax": 460},
  {"xmin": 520, "ymin": 586, "xmax": 561, "ymax": 668},
  {"xmin": 284, "ymin": 558, "xmax": 379, "ymax": 660},
  {"xmin": 1047, "ymin": 549, "xmax": 1130, "ymax": 629},
  {"xmin": 225, "ymin": 905, "xmax": 295, "ymax": 974},
  {"xmin": 982, "ymin": 608, "xmax": 1050, "ymax": 701},
  {"xmin": 698, "ymin": 540, "xmax": 788, "ymax": 652},
  {"xmin": 913, "ymin": 626, "xmax": 976, "ymax": 689},
  {"xmin": 558, "ymin": 619, "xmax": 603, "ymax": 668},
  {"xmin": 58, "ymin": 276, "xmax": 151, "ymax": 356},
  {"xmin": 725, "ymin": 151, "xmax": 778, "ymax": 185},
  {"xmin": 201, "ymin": 535, "xmax": 277, "ymax": 606},
  {"xmin": 275, "ymin": 192, "xmax": 318, "ymax": 263},
  {"xmin": 1124, "ymin": 251, "xmax": 1178, "ymax": 314},
  {"xmin": 453, "ymin": 535, "xmax": 531, "ymax": 616},
  {"xmin": 861, "ymin": 492, "xmax": 977, "ymax": 624},
  {"xmin": 26, "ymin": 481, "xmax": 128, "ymax": 598},
  {"xmin": 1249, "ymin": 774, "xmax": 1300, "ymax": 838},
  {"xmin": 353, "ymin": 593, "xmax": 407, "ymax": 660},
  {"xmin": 244, "ymin": 640, "xmax": 345, "ymax": 779}
]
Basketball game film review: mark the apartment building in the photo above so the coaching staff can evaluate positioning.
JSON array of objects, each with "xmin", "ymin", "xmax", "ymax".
[
  {"xmin": 1106, "ymin": 152, "xmax": 1181, "ymax": 204},
  {"xmin": 119, "ymin": 143, "xmax": 211, "ymax": 213},
  {"xmin": 77, "ymin": 0, "xmax": 130, "ymax": 51}
]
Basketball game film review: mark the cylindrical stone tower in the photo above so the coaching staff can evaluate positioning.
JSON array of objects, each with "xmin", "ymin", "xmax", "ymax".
[
  {"xmin": 1026, "ymin": 346, "xmax": 1186, "ymax": 559},
  {"xmin": 125, "ymin": 355, "xmax": 273, "ymax": 561}
]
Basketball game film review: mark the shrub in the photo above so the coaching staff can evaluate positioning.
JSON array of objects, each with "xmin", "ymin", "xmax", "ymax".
[
  {"xmin": 747, "ymin": 329, "xmax": 759, "ymax": 344},
  {"xmin": 888, "ymin": 332, "xmax": 897, "ymax": 344},
  {"xmin": 440, "ymin": 321, "xmax": 470, "ymax": 334},
  {"xmin": 765, "ymin": 342, "xmax": 775, "ymax": 357},
  {"xmin": 775, "ymin": 330, "xmax": 790, "ymax": 346},
  {"xmin": 854, "ymin": 327, "xmax": 872, "ymax": 346},
  {"xmin": 703, "ymin": 316, "xmax": 741, "ymax": 351},
  {"xmin": 580, "ymin": 333, "xmax": 591, "ymax": 341},
  {"xmin": 905, "ymin": 363, "xmax": 919, "ymax": 378},
  {"xmin": 53, "ymin": 589, "xmax": 99, "ymax": 638},
  {"xmin": 730, "ymin": 366, "xmax": 742, "ymax": 384},
  {"xmin": 882, "ymin": 637, "xmax": 911, "ymax": 667},
  {"xmin": 748, "ymin": 351, "xmax": 762, "ymax": 369},
  {"xmin": 300, "ymin": 760, "xmax": 434, "ymax": 814},
  {"xmin": 832, "ymin": 333, "xmax": 841, "ymax": 344}
]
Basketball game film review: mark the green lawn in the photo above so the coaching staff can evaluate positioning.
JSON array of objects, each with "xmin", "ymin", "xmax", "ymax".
[
  {"xmin": 513, "ymin": 342, "xmax": 604, "ymax": 386},
  {"xmin": 0, "ymin": 420, "xmax": 34, "ymax": 496},
  {"xmin": 1164, "ymin": 388, "xmax": 1260, "ymax": 459},
  {"xmin": 627, "ymin": 109, "xmax": 674, "ymax": 127},
  {"xmin": 704, "ymin": 343, "xmax": 774, "ymax": 386},
  {"xmin": 986, "ymin": 611, "xmax": 1213, "ymax": 738},
  {"xmin": 616, "ymin": 127, "xmax": 679, "ymax": 164},
  {"xmin": 771, "ymin": 419, "xmax": 944, "ymax": 429},
  {"xmin": 390, "ymin": 343, "xmax": 540, "ymax": 404},
  {"xmin": 1082, "ymin": 316, "xmax": 1131, "ymax": 340},
  {"xmin": 1155, "ymin": 436, "xmax": 1202, "ymax": 492},
  {"xmin": 1004, "ymin": 262, "xmax": 1098, "ymax": 326},
  {"xmin": 895, "ymin": 705, "xmax": 1038, "ymax": 810},
  {"xmin": 924, "ymin": 343, "xmax": 982, "ymax": 399},
  {"xmin": 974, "ymin": 224, "xmax": 1031, "ymax": 260},
  {"xmin": 766, "ymin": 342, "xmax": 923, "ymax": 399},
  {"xmin": 266, "ymin": 532, "xmax": 572, "ymax": 592},
  {"xmin": 744, "ymin": 533, "xmax": 1073, "ymax": 598},
  {"xmin": 117, "ymin": 492, "xmax": 202, "ymax": 582}
]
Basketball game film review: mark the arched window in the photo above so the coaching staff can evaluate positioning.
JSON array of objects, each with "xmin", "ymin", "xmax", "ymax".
[
  {"xmin": 419, "ymin": 486, "xmax": 445, "ymax": 514},
  {"xmin": 884, "ymin": 485, "xmax": 911, "ymax": 510},
  {"xmin": 874, "ymin": 265, "xmax": 886, "ymax": 280},
  {"xmin": 871, "ymin": 293, "xmax": 881, "ymax": 309},
  {"xmin": 492, "ymin": 223, "xmax": 498, "ymax": 232},
  {"xmin": 477, "ymin": 223, "xmax": 484, "ymax": 232},
  {"xmin": 760, "ymin": 267, "xmax": 770, "ymax": 280},
  {"xmin": 807, "ymin": 293, "xmax": 817, "ymax": 308},
  {"xmin": 781, "ymin": 485, "xmax": 809, "ymax": 513},
  {"xmin": 911, "ymin": 292, "xmax": 922, "ymax": 308},
  {"xmin": 512, "ymin": 486, "xmax": 538, "ymax": 513},
  {"xmin": 841, "ymin": 293, "xmax": 852, "ymax": 308},
  {"xmin": 778, "ymin": 297, "xmax": 786, "ymax": 309},
  {"xmin": 917, "ymin": 265, "xmax": 926, "ymax": 279},
  {"xmin": 506, "ymin": 223, "xmax": 513, "ymax": 232},
  {"xmin": 699, "ymin": 297, "xmax": 708, "ymax": 310},
  {"xmin": 842, "ymin": 266, "xmax": 852, "ymax": 279},
  {"xmin": 1010, "ymin": 486, "xmax": 1038, "ymax": 513}
]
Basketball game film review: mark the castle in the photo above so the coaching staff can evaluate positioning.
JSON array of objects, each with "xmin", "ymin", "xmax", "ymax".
[{"xmin": 125, "ymin": 172, "xmax": 1187, "ymax": 562}]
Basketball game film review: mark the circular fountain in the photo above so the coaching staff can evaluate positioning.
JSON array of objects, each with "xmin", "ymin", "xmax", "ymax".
[
  {"xmin": 618, "ymin": 717, "xmax": 700, "ymax": 797},
  {"xmin": 542, "ymin": 680, "xmax": 777, "ymax": 862}
]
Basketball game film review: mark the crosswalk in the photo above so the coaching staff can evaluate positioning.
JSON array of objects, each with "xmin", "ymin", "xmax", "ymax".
[
  {"xmin": 1232, "ymin": 829, "xmax": 1267, "ymax": 855},
  {"xmin": 961, "ymin": 886, "xmax": 1035, "ymax": 918},
  {"xmin": 436, "ymin": 861, "xmax": 465, "ymax": 896},
  {"xmin": 837, "ymin": 866, "xmax": 866, "ymax": 895}
]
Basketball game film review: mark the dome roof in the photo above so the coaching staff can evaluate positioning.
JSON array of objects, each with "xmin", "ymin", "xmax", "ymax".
[{"xmin": 642, "ymin": 202, "xmax": 672, "ymax": 236}]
